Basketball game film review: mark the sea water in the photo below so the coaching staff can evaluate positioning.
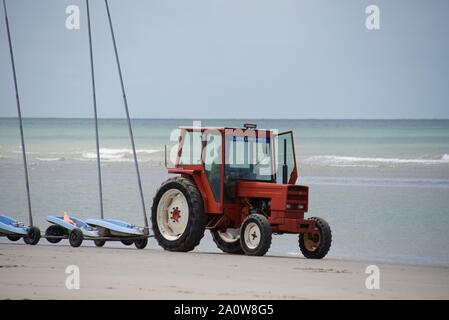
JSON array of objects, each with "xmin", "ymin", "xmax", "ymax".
[{"xmin": 1, "ymin": 118, "xmax": 448, "ymax": 266}]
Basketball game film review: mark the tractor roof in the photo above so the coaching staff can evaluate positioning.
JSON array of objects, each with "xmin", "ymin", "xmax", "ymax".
[{"xmin": 178, "ymin": 126, "xmax": 273, "ymax": 133}]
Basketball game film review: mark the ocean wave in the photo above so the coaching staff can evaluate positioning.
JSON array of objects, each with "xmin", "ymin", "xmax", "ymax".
[
  {"xmin": 302, "ymin": 176, "xmax": 449, "ymax": 188},
  {"xmin": 305, "ymin": 154, "xmax": 449, "ymax": 167},
  {"xmin": 12, "ymin": 150, "xmax": 39, "ymax": 155},
  {"xmin": 74, "ymin": 157, "xmax": 163, "ymax": 164},
  {"xmin": 331, "ymin": 164, "xmax": 379, "ymax": 168},
  {"xmin": 81, "ymin": 152, "xmax": 124, "ymax": 160},
  {"xmin": 36, "ymin": 157, "xmax": 65, "ymax": 162},
  {"xmin": 81, "ymin": 148, "xmax": 160, "ymax": 160},
  {"xmin": 97, "ymin": 148, "xmax": 160, "ymax": 155}
]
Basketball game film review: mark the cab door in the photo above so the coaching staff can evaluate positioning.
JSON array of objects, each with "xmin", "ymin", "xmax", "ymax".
[
  {"xmin": 203, "ymin": 131, "xmax": 223, "ymax": 208},
  {"xmin": 276, "ymin": 131, "xmax": 298, "ymax": 184}
]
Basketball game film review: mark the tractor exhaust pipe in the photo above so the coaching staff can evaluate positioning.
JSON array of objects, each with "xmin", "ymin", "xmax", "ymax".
[{"xmin": 282, "ymin": 138, "xmax": 288, "ymax": 184}]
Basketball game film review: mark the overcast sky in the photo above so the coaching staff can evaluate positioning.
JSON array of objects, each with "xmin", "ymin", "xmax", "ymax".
[{"xmin": 0, "ymin": 0, "xmax": 448, "ymax": 119}]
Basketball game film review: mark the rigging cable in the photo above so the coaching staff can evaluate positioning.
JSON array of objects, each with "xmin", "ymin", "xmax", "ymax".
[
  {"xmin": 86, "ymin": 0, "xmax": 104, "ymax": 219},
  {"xmin": 3, "ymin": 0, "xmax": 33, "ymax": 226},
  {"xmin": 104, "ymin": 0, "xmax": 149, "ymax": 230}
]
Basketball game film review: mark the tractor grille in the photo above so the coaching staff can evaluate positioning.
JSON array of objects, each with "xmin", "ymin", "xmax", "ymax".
[{"xmin": 286, "ymin": 185, "xmax": 308, "ymax": 212}]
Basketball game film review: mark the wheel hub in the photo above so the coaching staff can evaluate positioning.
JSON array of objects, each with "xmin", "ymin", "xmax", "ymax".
[
  {"xmin": 303, "ymin": 230, "xmax": 321, "ymax": 252},
  {"xmin": 244, "ymin": 222, "xmax": 261, "ymax": 250},
  {"xmin": 156, "ymin": 189, "xmax": 189, "ymax": 241},
  {"xmin": 170, "ymin": 207, "xmax": 181, "ymax": 223},
  {"xmin": 251, "ymin": 231, "xmax": 257, "ymax": 241}
]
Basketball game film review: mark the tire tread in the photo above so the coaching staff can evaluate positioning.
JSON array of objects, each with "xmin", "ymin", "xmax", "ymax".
[
  {"xmin": 298, "ymin": 217, "xmax": 332, "ymax": 259},
  {"xmin": 151, "ymin": 176, "xmax": 207, "ymax": 252},
  {"xmin": 240, "ymin": 214, "xmax": 272, "ymax": 256}
]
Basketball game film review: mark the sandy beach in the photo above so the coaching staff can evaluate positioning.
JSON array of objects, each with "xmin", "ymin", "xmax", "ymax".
[{"xmin": 1, "ymin": 243, "xmax": 448, "ymax": 299}]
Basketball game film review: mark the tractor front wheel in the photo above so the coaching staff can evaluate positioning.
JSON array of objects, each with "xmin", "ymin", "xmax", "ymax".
[
  {"xmin": 211, "ymin": 228, "xmax": 244, "ymax": 254},
  {"xmin": 151, "ymin": 177, "xmax": 208, "ymax": 252},
  {"xmin": 299, "ymin": 217, "xmax": 332, "ymax": 259},
  {"xmin": 240, "ymin": 214, "xmax": 272, "ymax": 256}
]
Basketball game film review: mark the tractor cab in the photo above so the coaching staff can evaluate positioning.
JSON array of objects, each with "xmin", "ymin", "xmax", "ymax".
[
  {"xmin": 169, "ymin": 124, "xmax": 298, "ymax": 210},
  {"xmin": 154, "ymin": 124, "xmax": 331, "ymax": 258}
]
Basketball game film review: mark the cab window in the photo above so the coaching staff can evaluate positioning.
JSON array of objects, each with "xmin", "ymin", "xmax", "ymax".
[
  {"xmin": 225, "ymin": 133, "xmax": 272, "ymax": 181},
  {"xmin": 179, "ymin": 130, "xmax": 202, "ymax": 165}
]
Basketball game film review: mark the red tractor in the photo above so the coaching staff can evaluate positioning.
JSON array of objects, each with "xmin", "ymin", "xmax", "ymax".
[{"xmin": 151, "ymin": 124, "xmax": 332, "ymax": 258}]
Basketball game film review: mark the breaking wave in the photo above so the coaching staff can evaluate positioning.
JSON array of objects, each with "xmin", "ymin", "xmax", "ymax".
[
  {"xmin": 36, "ymin": 157, "xmax": 65, "ymax": 162},
  {"xmin": 81, "ymin": 148, "xmax": 160, "ymax": 161},
  {"xmin": 305, "ymin": 154, "xmax": 449, "ymax": 167}
]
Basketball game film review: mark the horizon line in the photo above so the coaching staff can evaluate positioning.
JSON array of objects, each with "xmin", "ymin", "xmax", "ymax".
[{"xmin": 1, "ymin": 117, "xmax": 449, "ymax": 121}]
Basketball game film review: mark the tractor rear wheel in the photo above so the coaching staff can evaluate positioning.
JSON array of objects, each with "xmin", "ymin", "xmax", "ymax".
[
  {"xmin": 151, "ymin": 177, "xmax": 208, "ymax": 252},
  {"xmin": 211, "ymin": 228, "xmax": 244, "ymax": 254},
  {"xmin": 240, "ymin": 214, "xmax": 272, "ymax": 256},
  {"xmin": 299, "ymin": 217, "xmax": 332, "ymax": 259}
]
